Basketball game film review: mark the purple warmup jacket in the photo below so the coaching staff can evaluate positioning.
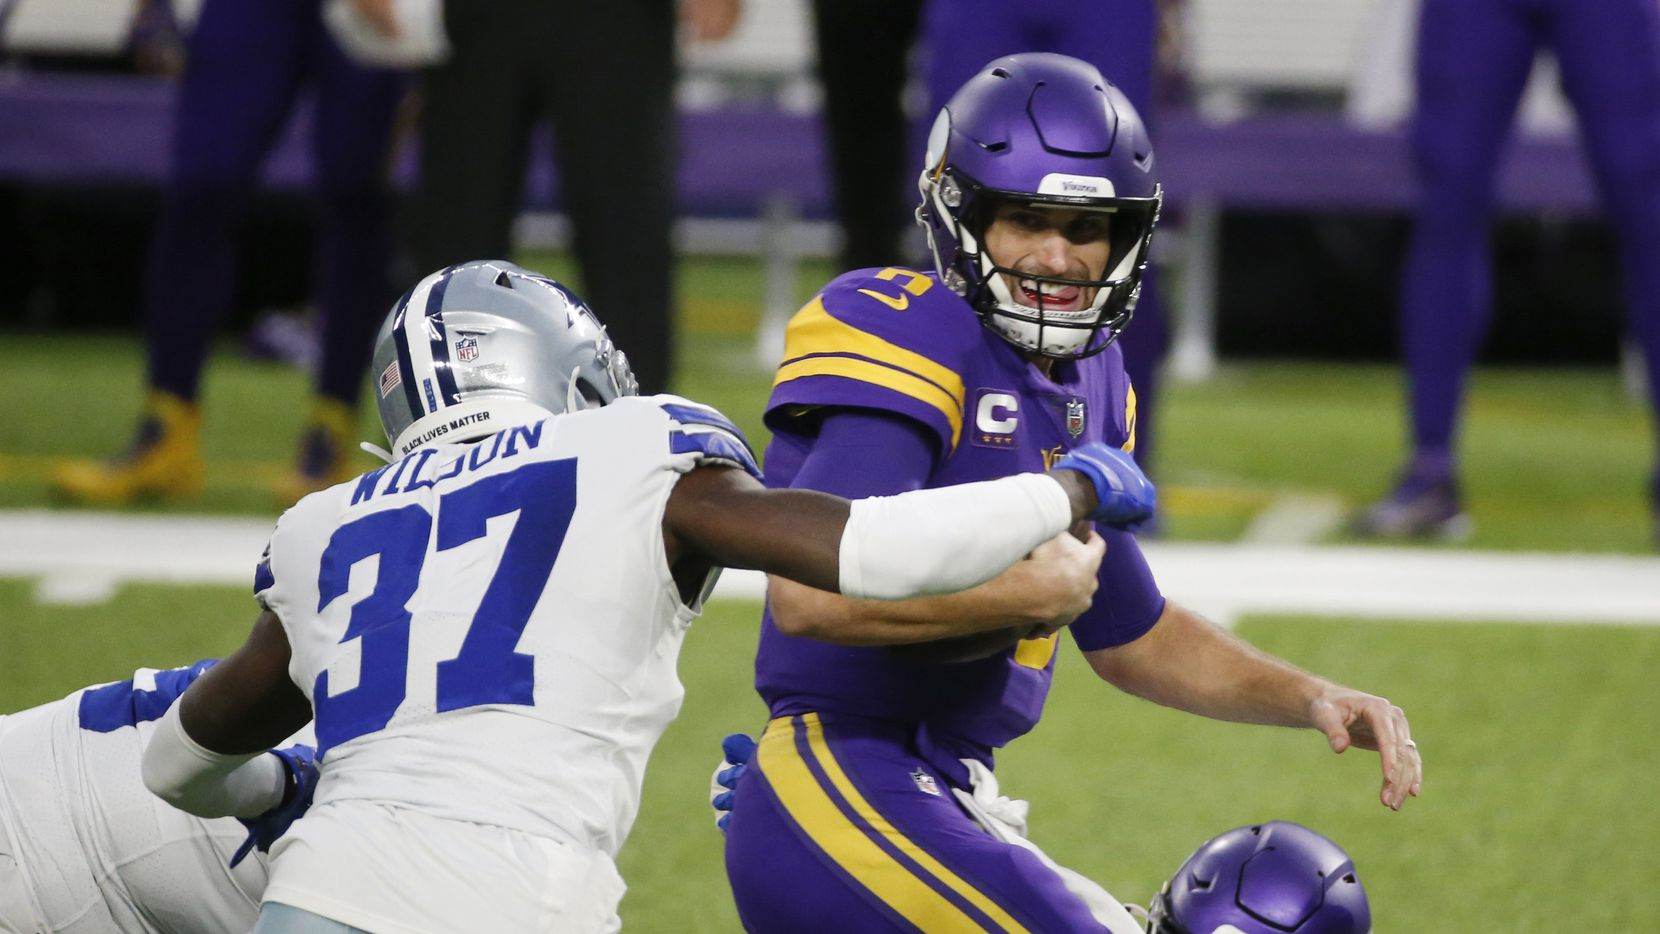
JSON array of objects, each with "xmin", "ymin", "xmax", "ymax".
[{"xmin": 754, "ymin": 266, "xmax": 1166, "ymax": 774}]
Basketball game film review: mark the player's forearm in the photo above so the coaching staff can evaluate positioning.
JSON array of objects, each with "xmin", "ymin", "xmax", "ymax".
[
  {"xmin": 768, "ymin": 572, "xmax": 1049, "ymax": 646},
  {"xmin": 837, "ymin": 472, "xmax": 1089, "ymax": 600},
  {"xmin": 141, "ymin": 703, "xmax": 286, "ymax": 818},
  {"xmin": 1088, "ymin": 603, "xmax": 1331, "ymax": 728}
]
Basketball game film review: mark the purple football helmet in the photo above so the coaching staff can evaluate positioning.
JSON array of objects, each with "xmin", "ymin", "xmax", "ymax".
[
  {"xmin": 1147, "ymin": 822, "xmax": 1371, "ymax": 934},
  {"xmin": 916, "ymin": 52, "xmax": 1161, "ymax": 359}
]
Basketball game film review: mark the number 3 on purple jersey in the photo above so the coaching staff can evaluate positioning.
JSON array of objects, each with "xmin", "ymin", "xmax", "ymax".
[{"xmin": 313, "ymin": 458, "xmax": 577, "ymax": 754}]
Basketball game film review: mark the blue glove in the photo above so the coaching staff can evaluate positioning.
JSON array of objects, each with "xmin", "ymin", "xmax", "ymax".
[
  {"xmin": 230, "ymin": 743, "xmax": 319, "ymax": 868},
  {"xmin": 709, "ymin": 733, "xmax": 756, "ymax": 834},
  {"xmin": 1051, "ymin": 442, "xmax": 1156, "ymax": 531}
]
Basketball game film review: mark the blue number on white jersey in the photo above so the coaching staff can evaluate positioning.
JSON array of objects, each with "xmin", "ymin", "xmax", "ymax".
[{"xmin": 312, "ymin": 458, "xmax": 579, "ymax": 754}]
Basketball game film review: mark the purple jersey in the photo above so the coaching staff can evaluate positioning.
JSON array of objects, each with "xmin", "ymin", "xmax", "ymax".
[{"xmin": 755, "ymin": 266, "xmax": 1157, "ymax": 773}]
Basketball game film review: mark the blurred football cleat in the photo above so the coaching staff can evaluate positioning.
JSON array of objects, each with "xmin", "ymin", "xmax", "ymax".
[
  {"xmin": 53, "ymin": 391, "xmax": 204, "ymax": 505},
  {"xmin": 273, "ymin": 397, "xmax": 360, "ymax": 504},
  {"xmin": 1351, "ymin": 469, "xmax": 1471, "ymax": 541}
]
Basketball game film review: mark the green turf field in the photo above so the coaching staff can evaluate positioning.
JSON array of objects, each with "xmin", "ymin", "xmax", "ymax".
[
  {"xmin": 1, "ymin": 253, "xmax": 1653, "ymax": 552},
  {"xmin": 0, "ymin": 252, "xmax": 1655, "ymax": 928},
  {"xmin": 2, "ymin": 583, "xmax": 1655, "ymax": 930}
]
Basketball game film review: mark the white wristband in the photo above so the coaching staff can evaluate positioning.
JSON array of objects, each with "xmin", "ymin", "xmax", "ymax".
[
  {"xmin": 141, "ymin": 703, "xmax": 286, "ymax": 819},
  {"xmin": 838, "ymin": 473, "xmax": 1072, "ymax": 600}
]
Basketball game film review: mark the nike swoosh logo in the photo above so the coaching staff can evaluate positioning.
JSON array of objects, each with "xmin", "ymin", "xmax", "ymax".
[{"xmin": 857, "ymin": 288, "xmax": 908, "ymax": 311}]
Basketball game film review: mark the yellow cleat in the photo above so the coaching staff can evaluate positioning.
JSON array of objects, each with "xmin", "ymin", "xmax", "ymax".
[
  {"xmin": 273, "ymin": 398, "xmax": 363, "ymax": 505},
  {"xmin": 54, "ymin": 391, "xmax": 205, "ymax": 505}
]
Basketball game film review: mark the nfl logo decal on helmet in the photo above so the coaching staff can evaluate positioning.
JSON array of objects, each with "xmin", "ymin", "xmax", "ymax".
[{"xmin": 916, "ymin": 52, "xmax": 1162, "ymax": 359}]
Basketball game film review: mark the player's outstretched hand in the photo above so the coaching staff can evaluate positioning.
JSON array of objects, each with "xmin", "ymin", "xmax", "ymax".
[
  {"xmin": 709, "ymin": 733, "xmax": 756, "ymax": 833},
  {"xmin": 1050, "ymin": 443, "xmax": 1155, "ymax": 531},
  {"xmin": 230, "ymin": 743, "xmax": 320, "ymax": 867},
  {"xmin": 1309, "ymin": 688, "xmax": 1422, "ymax": 811}
]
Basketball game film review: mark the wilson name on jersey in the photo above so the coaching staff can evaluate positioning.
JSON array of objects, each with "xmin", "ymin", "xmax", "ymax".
[{"xmin": 255, "ymin": 395, "xmax": 758, "ymax": 857}]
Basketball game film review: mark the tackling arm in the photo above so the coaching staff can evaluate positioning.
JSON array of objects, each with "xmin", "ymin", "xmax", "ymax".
[
  {"xmin": 663, "ymin": 461, "xmax": 1101, "ymax": 598},
  {"xmin": 729, "ymin": 409, "xmax": 1130, "ymax": 645},
  {"xmin": 1085, "ymin": 602, "xmax": 1423, "ymax": 810},
  {"xmin": 141, "ymin": 610, "xmax": 313, "ymax": 818}
]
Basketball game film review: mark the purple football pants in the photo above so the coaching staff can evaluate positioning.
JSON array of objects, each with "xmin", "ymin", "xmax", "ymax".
[
  {"xmin": 725, "ymin": 714, "xmax": 1110, "ymax": 933},
  {"xmin": 921, "ymin": 0, "xmax": 1168, "ymax": 478},
  {"xmin": 144, "ymin": 0, "xmax": 404, "ymax": 405},
  {"xmin": 1404, "ymin": 0, "xmax": 1660, "ymax": 474}
]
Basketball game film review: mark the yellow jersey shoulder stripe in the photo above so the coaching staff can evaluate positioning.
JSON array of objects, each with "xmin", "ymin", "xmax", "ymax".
[
  {"xmin": 756, "ymin": 717, "xmax": 992, "ymax": 931},
  {"xmin": 800, "ymin": 714, "xmax": 1030, "ymax": 934},
  {"xmin": 774, "ymin": 298, "xmax": 967, "ymax": 448},
  {"xmin": 781, "ymin": 297, "xmax": 966, "ymax": 406},
  {"xmin": 773, "ymin": 354, "xmax": 963, "ymax": 449}
]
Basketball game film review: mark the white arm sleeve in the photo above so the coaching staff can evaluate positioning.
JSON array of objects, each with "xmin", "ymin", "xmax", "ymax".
[
  {"xmin": 839, "ymin": 472, "xmax": 1073, "ymax": 600},
  {"xmin": 141, "ymin": 703, "xmax": 287, "ymax": 819}
]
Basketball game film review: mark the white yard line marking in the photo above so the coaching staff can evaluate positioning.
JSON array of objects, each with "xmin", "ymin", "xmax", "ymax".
[
  {"xmin": 34, "ymin": 574, "xmax": 120, "ymax": 606},
  {"xmin": 1241, "ymin": 493, "xmax": 1347, "ymax": 545},
  {"xmin": 4, "ymin": 510, "xmax": 1657, "ymax": 625}
]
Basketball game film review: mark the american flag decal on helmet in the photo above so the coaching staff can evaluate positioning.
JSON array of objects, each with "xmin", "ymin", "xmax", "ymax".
[{"xmin": 378, "ymin": 360, "xmax": 403, "ymax": 398}]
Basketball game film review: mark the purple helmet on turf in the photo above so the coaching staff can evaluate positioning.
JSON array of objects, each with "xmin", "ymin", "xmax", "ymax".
[
  {"xmin": 1147, "ymin": 822, "xmax": 1371, "ymax": 934},
  {"xmin": 917, "ymin": 52, "xmax": 1161, "ymax": 359}
]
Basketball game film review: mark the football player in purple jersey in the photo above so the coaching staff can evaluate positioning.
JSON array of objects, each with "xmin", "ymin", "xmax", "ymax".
[
  {"xmin": 1356, "ymin": 0, "xmax": 1660, "ymax": 541},
  {"xmin": 921, "ymin": 0, "xmax": 1172, "ymax": 490},
  {"xmin": 722, "ymin": 54, "xmax": 1421, "ymax": 932}
]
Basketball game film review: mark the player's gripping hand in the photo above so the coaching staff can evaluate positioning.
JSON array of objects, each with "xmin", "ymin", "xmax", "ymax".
[
  {"xmin": 230, "ymin": 743, "xmax": 319, "ymax": 867},
  {"xmin": 708, "ymin": 733, "xmax": 756, "ymax": 833},
  {"xmin": 1050, "ymin": 443, "xmax": 1155, "ymax": 531},
  {"xmin": 1010, "ymin": 531, "xmax": 1106, "ymax": 635}
]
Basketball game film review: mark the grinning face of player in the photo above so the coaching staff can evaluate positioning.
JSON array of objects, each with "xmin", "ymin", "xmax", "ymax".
[{"xmin": 981, "ymin": 203, "xmax": 1113, "ymax": 313}]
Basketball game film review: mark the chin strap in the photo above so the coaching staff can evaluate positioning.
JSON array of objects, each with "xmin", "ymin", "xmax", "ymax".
[
  {"xmin": 359, "ymin": 441, "xmax": 395, "ymax": 464},
  {"xmin": 565, "ymin": 366, "xmax": 584, "ymax": 415}
]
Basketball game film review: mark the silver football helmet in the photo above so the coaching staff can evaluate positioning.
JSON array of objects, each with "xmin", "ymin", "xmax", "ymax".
[{"xmin": 369, "ymin": 260, "xmax": 638, "ymax": 458}]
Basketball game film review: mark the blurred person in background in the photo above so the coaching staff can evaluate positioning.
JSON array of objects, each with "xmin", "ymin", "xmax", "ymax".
[
  {"xmin": 53, "ymin": 0, "xmax": 408, "ymax": 507},
  {"xmin": 1356, "ymin": 0, "xmax": 1660, "ymax": 541},
  {"xmin": 410, "ymin": 0, "xmax": 742, "ymax": 396},
  {"xmin": 810, "ymin": 0, "xmax": 925, "ymax": 273}
]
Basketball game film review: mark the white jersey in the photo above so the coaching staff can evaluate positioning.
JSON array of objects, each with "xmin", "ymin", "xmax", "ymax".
[
  {"xmin": 255, "ymin": 395, "xmax": 757, "ymax": 931},
  {"xmin": 0, "ymin": 663, "xmax": 269, "ymax": 933}
]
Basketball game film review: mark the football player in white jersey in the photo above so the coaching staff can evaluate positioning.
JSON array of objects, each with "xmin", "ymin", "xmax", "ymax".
[
  {"xmin": 140, "ymin": 260, "xmax": 1156, "ymax": 933},
  {"xmin": 0, "ymin": 660, "xmax": 312, "ymax": 933}
]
